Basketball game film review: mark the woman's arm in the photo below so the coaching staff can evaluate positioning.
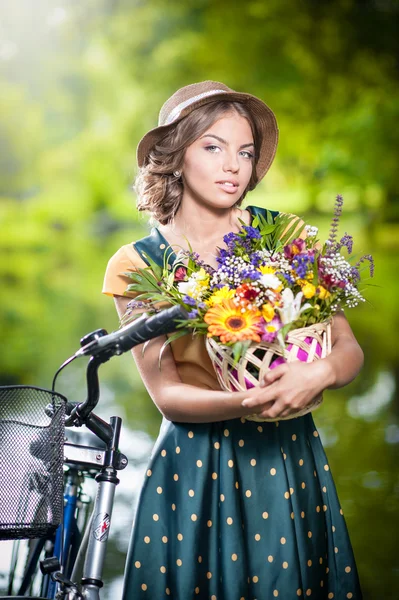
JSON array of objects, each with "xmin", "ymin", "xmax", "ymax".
[
  {"xmin": 114, "ymin": 296, "xmax": 255, "ymax": 423},
  {"xmin": 240, "ymin": 311, "xmax": 364, "ymax": 420}
]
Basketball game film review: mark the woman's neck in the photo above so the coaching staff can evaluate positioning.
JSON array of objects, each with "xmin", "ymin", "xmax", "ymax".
[
  {"xmin": 167, "ymin": 204, "xmax": 249, "ymax": 240},
  {"xmin": 158, "ymin": 203, "xmax": 251, "ymax": 269}
]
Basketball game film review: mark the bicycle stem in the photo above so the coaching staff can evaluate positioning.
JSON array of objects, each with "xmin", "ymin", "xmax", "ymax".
[{"xmin": 80, "ymin": 416, "xmax": 122, "ymax": 600}]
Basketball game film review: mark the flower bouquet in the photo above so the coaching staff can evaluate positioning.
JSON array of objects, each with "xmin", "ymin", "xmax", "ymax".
[{"xmin": 123, "ymin": 195, "xmax": 374, "ymax": 421}]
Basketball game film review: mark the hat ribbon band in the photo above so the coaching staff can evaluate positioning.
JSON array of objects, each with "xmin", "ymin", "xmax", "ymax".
[{"xmin": 163, "ymin": 89, "xmax": 227, "ymax": 125}]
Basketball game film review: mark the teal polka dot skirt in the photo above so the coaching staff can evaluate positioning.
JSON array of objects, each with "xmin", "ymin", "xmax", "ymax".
[{"xmin": 122, "ymin": 414, "xmax": 362, "ymax": 599}]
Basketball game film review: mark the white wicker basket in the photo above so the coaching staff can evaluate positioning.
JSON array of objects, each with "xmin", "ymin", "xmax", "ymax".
[{"xmin": 206, "ymin": 321, "xmax": 332, "ymax": 422}]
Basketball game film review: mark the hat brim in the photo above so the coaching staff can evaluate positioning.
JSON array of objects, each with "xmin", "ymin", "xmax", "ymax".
[{"xmin": 136, "ymin": 91, "xmax": 279, "ymax": 182}]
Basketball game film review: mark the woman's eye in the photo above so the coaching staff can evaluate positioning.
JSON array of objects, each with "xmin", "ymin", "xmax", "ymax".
[
  {"xmin": 240, "ymin": 150, "xmax": 254, "ymax": 159},
  {"xmin": 205, "ymin": 145, "xmax": 220, "ymax": 153}
]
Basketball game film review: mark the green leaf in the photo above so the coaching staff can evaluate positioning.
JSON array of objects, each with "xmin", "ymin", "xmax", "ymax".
[
  {"xmin": 232, "ymin": 341, "xmax": 243, "ymax": 365},
  {"xmin": 141, "ymin": 251, "xmax": 163, "ymax": 279},
  {"xmin": 266, "ymin": 210, "xmax": 275, "ymax": 225},
  {"xmin": 231, "ymin": 339, "xmax": 252, "ymax": 365},
  {"xmin": 259, "ymin": 224, "xmax": 276, "ymax": 236}
]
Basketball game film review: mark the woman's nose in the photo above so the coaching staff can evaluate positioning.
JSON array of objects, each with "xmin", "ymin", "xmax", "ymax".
[{"xmin": 223, "ymin": 151, "xmax": 239, "ymax": 173}]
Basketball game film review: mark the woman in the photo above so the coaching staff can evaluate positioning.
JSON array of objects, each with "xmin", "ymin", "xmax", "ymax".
[{"xmin": 103, "ymin": 81, "xmax": 363, "ymax": 599}]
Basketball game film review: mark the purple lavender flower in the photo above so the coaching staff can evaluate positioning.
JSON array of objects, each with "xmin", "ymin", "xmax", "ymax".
[
  {"xmin": 198, "ymin": 302, "xmax": 207, "ymax": 309},
  {"xmin": 327, "ymin": 194, "xmax": 344, "ymax": 251},
  {"xmin": 355, "ymin": 254, "xmax": 375, "ymax": 277},
  {"xmin": 184, "ymin": 251, "xmax": 215, "ymax": 274},
  {"xmin": 187, "ymin": 309, "xmax": 199, "ymax": 319},
  {"xmin": 336, "ymin": 233, "xmax": 353, "ymax": 254},
  {"xmin": 183, "ymin": 295, "xmax": 197, "ymax": 306},
  {"xmin": 350, "ymin": 266, "xmax": 361, "ymax": 284}
]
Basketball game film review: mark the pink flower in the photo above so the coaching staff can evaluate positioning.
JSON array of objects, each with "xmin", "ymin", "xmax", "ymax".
[
  {"xmin": 284, "ymin": 238, "xmax": 306, "ymax": 259},
  {"xmin": 174, "ymin": 266, "xmax": 187, "ymax": 281},
  {"xmin": 260, "ymin": 316, "xmax": 282, "ymax": 343}
]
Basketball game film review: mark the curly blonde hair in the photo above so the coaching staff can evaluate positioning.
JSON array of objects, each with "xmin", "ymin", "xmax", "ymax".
[{"xmin": 134, "ymin": 101, "xmax": 261, "ymax": 225}]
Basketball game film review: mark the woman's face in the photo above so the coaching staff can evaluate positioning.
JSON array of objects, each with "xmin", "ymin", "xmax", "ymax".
[{"xmin": 181, "ymin": 111, "xmax": 255, "ymax": 210}]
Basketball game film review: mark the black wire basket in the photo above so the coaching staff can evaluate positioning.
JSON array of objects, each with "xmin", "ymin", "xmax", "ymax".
[{"xmin": 0, "ymin": 386, "xmax": 66, "ymax": 540}]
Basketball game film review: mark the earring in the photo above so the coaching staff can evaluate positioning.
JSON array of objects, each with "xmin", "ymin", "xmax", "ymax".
[{"xmin": 173, "ymin": 170, "xmax": 181, "ymax": 178}]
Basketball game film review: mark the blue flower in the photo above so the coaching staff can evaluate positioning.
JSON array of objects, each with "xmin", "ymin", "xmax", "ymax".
[
  {"xmin": 281, "ymin": 272, "xmax": 295, "ymax": 285},
  {"xmin": 183, "ymin": 295, "xmax": 197, "ymax": 306},
  {"xmin": 216, "ymin": 248, "xmax": 230, "ymax": 265},
  {"xmin": 292, "ymin": 255, "xmax": 314, "ymax": 279},
  {"xmin": 241, "ymin": 268, "xmax": 261, "ymax": 281},
  {"xmin": 242, "ymin": 225, "xmax": 261, "ymax": 239},
  {"xmin": 250, "ymin": 252, "xmax": 263, "ymax": 267},
  {"xmin": 223, "ymin": 232, "xmax": 240, "ymax": 246},
  {"xmin": 188, "ymin": 309, "xmax": 199, "ymax": 319}
]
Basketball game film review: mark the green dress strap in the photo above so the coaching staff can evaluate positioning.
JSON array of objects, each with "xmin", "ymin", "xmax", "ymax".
[
  {"xmin": 133, "ymin": 228, "xmax": 177, "ymax": 269},
  {"xmin": 247, "ymin": 205, "xmax": 279, "ymax": 222},
  {"xmin": 132, "ymin": 205, "xmax": 279, "ymax": 268}
]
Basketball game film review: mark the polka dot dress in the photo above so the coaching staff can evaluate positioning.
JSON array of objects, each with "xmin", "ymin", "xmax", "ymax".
[{"xmin": 121, "ymin": 415, "xmax": 362, "ymax": 599}]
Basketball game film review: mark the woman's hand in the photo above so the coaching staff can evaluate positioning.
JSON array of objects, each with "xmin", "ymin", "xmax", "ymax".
[
  {"xmin": 241, "ymin": 360, "xmax": 335, "ymax": 420},
  {"xmin": 241, "ymin": 312, "xmax": 364, "ymax": 420}
]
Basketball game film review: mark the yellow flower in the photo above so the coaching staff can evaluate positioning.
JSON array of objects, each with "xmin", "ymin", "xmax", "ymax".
[
  {"xmin": 301, "ymin": 282, "xmax": 316, "ymax": 299},
  {"xmin": 196, "ymin": 268, "xmax": 210, "ymax": 288},
  {"xmin": 258, "ymin": 265, "xmax": 276, "ymax": 275},
  {"xmin": 204, "ymin": 299, "xmax": 262, "ymax": 344},
  {"xmin": 206, "ymin": 286, "xmax": 235, "ymax": 307},
  {"xmin": 317, "ymin": 286, "xmax": 331, "ymax": 300},
  {"xmin": 261, "ymin": 303, "xmax": 275, "ymax": 322}
]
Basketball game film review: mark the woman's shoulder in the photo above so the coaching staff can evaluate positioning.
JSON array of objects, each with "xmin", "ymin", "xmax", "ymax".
[{"xmin": 102, "ymin": 243, "xmax": 148, "ymax": 297}]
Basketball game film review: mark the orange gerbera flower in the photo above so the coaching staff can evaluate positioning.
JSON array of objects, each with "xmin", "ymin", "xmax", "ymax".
[{"xmin": 204, "ymin": 299, "xmax": 262, "ymax": 344}]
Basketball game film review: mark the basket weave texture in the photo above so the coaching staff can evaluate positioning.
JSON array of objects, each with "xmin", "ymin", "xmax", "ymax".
[{"xmin": 206, "ymin": 321, "xmax": 332, "ymax": 422}]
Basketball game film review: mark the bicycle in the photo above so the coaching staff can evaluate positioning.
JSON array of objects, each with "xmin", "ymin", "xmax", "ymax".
[{"xmin": 0, "ymin": 304, "xmax": 187, "ymax": 600}]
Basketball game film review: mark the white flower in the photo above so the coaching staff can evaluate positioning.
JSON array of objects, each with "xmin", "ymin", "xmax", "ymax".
[
  {"xmin": 305, "ymin": 224, "xmax": 318, "ymax": 237},
  {"xmin": 177, "ymin": 280, "xmax": 197, "ymax": 296},
  {"xmin": 259, "ymin": 273, "xmax": 281, "ymax": 290},
  {"xmin": 177, "ymin": 271, "xmax": 208, "ymax": 300},
  {"xmin": 276, "ymin": 289, "xmax": 312, "ymax": 325}
]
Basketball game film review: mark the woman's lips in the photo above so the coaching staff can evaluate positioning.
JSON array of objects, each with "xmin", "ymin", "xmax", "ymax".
[{"xmin": 216, "ymin": 182, "xmax": 239, "ymax": 194}]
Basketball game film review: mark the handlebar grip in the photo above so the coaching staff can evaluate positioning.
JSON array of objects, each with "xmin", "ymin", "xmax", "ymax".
[
  {"xmin": 79, "ymin": 305, "xmax": 189, "ymax": 358},
  {"xmin": 103, "ymin": 304, "xmax": 189, "ymax": 353}
]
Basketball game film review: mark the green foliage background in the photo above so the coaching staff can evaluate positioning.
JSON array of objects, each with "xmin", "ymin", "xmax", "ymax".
[{"xmin": 1, "ymin": 1, "xmax": 398, "ymax": 598}]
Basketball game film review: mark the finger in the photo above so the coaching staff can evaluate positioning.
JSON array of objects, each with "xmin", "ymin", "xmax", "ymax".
[
  {"xmin": 256, "ymin": 399, "xmax": 275, "ymax": 412},
  {"xmin": 260, "ymin": 364, "xmax": 288, "ymax": 387},
  {"xmin": 241, "ymin": 385, "xmax": 278, "ymax": 408},
  {"xmin": 259, "ymin": 400, "xmax": 288, "ymax": 420}
]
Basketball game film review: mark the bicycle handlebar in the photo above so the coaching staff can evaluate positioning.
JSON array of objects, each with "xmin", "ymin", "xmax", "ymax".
[
  {"xmin": 76, "ymin": 304, "xmax": 189, "ymax": 360},
  {"xmin": 65, "ymin": 305, "xmax": 189, "ymax": 427}
]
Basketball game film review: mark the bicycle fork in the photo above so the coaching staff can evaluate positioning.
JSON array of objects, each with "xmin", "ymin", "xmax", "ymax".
[
  {"xmin": 49, "ymin": 415, "xmax": 127, "ymax": 600},
  {"xmin": 79, "ymin": 416, "xmax": 126, "ymax": 600}
]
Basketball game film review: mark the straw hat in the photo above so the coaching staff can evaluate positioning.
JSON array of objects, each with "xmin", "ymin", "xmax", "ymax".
[{"xmin": 137, "ymin": 80, "xmax": 279, "ymax": 182}]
